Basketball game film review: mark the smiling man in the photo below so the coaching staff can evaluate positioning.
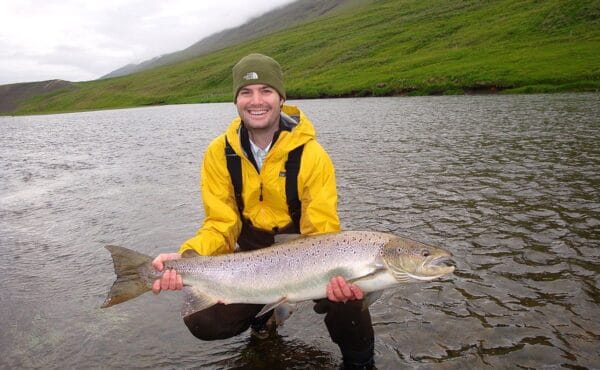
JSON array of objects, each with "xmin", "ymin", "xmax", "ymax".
[{"xmin": 152, "ymin": 54, "xmax": 376, "ymax": 369}]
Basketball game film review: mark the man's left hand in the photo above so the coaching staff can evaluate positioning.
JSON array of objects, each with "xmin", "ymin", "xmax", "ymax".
[{"xmin": 326, "ymin": 276, "xmax": 364, "ymax": 302}]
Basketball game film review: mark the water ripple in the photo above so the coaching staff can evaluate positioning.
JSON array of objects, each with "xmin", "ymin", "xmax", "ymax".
[{"xmin": 1, "ymin": 95, "xmax": 599, "ymax": 368}]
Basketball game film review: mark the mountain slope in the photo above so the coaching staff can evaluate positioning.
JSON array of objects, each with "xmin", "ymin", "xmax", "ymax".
[
  {"xmin": 102, "ymin": 0, "xmax": 360, "ymax": 78},
  {"xmin": 8, "ymin": 0, "xmax": 600, "ymax": 115},
  {"xmin": 0, "ymin": 80, "xmax": 73, "ymax": 114}
]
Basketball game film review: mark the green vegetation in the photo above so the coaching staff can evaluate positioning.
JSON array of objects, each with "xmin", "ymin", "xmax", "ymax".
[{"xmin": 9, "ymin": 0, "xmax": 600, "ymax": 115}]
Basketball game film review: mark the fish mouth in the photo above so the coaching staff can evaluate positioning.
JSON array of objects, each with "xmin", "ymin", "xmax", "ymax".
[
  {"xmin": 429, "ymin": 256, "xmax": 455, "ymax": 268},
  {"xmin": 415, "ymin": 256, "xmax": 455, "ymax": 279}
]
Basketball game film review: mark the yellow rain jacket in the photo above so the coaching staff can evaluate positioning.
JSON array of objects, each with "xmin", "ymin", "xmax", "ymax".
[{"xmin": 179, "ymin": 104, "xmax": 341, "ymax": 256}]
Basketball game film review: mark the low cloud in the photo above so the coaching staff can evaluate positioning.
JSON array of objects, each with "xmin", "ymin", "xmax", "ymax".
[{"xmin": 0, "ymin": 0, "xmax": 295, "ymax": 85}]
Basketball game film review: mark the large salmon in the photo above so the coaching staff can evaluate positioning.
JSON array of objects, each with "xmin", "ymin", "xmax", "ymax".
[{"xmin": 102, "ymin": 231, "xmax": 454, "ymax": 317}]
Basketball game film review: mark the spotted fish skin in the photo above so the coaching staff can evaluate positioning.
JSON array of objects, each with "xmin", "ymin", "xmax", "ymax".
[{"xmin": 102, "ymin": 231, "xmax": 454, "ymax": 317}]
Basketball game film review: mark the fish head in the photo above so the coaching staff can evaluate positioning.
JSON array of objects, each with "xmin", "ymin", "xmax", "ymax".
[{"xmin": 381, "ymin": 236, "xmax": 455, "ymax": 283}]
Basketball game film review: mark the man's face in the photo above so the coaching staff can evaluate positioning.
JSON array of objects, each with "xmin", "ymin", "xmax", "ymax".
[{"xmin": 235, "ymin": 84, "xmax": 283, "ymax": 131}]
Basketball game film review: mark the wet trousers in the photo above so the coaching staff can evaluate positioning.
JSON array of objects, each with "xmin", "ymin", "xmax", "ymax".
[
  {"xmin": 182, "ymin": 220, "xmax": 375, "ymax": 367},
  {"xmin": 182, "ymin": 299, "xmax": 374, "ymax": 370}
]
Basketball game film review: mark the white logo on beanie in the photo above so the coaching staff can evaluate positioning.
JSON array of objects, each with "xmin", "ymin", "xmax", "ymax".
[{"xmin": 243, "ymin": 72, "xmax": 259, "ymax": 80}]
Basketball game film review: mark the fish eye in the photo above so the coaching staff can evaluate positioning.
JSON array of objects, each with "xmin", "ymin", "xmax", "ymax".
[{"xmin": 421, "ymin": 250, "xmax": 430, "ymax": 257}]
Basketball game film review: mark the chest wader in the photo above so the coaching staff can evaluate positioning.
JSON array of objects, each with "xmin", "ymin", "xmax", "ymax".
[
  {"xmin": 194, "ymin": 137, "xmax": 375, "ymax": 369},
  {"xmin": 221, "ymin": 137, "xmax": 305, "ymax": 338},
  {"xmin": 225, "ymin": 137, "xmax": 304, "ymax": 251},
  {"xmin": 183, "ymin": 138, "xmax": 305, "ymax": 341}
]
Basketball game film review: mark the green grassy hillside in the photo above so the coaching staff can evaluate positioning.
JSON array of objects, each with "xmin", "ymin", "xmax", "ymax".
[
  {"xmin": 101, "ymin": 0, "xmax": 357, "ymax": 78},
  {"xmin": 10, "ymin": 0, "xmax": 600, "ymax": 115}
]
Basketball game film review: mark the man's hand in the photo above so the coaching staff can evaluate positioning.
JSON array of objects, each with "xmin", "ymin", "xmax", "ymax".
[
  {"xmin": 152, "ymin": 253, "xmax": 183, "ymax": 294},
  {"xmin": 326, "ymin": 276, "xmax": 364, "ymax": 302}
]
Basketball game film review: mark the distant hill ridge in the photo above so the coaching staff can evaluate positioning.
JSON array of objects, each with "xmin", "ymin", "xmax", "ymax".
[
  {"xmin": 2, "ymin": 0, "xmax": 598, "ymax": 115},
  {"xmin": 102, "ymin": 0, "xmax": 356, "ymax": 78}
]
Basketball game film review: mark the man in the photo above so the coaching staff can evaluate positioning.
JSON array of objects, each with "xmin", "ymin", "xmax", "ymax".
[{"xmin": 152, "ymin": 54, "xmax": 375, "ymax": 369}]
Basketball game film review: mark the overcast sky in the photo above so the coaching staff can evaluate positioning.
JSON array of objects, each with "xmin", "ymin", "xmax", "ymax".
[{"xmin": 0, "ymin": 0, "xmax": 296, "ymax": 85}]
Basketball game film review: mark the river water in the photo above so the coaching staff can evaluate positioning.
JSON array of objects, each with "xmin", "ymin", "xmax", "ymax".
[{"xmin": 1, "ymin": 94, "xmax": 598, "ymax": 369}]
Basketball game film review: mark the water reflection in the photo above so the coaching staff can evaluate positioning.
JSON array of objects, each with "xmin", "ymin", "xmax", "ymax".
[{"xmin": 219, "ymin": 334, "xmax": 339, "ymax": 369}]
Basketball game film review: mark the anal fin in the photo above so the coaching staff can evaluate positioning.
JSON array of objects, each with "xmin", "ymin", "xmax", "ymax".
[{"xmin": 255, "ymin": 297, "xmax": 288, "ymax": 318}]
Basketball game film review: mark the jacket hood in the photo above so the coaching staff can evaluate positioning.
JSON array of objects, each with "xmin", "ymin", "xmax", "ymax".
[{"xmin": 225, "ymin": 104, "xmax": 316, "ymax": 156}]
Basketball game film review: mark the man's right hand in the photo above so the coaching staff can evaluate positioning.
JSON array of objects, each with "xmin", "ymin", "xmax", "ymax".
[{"xmin": 152, "ymin": 253, "xmax": 184, "ymax": 294}]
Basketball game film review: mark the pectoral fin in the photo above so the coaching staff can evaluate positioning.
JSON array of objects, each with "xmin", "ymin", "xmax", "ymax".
[
  {"xmin": 181, "ymin": 287, "xmax": 218, "ymax": 318},
  {"xmin": 347, "ymin": 263, "xmax": 387, "ymax": 284}
]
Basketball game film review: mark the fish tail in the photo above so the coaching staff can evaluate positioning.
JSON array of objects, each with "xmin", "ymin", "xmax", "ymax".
[{"xmin": 101, "ymin": 245, "xmax": 155, "ymax": 308}]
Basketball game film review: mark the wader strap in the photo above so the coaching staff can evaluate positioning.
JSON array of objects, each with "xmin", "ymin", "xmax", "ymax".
[
  {"xmin": 225, "ymin": 137, "xmax": 244, "ymax": 214},
  {"xmin": 224, "ymin": 136, "xmax": 304, "ymax": 234},
  {"xmin": 285, "ymin": 145, "xmax": 304, "ymax": 232}
]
